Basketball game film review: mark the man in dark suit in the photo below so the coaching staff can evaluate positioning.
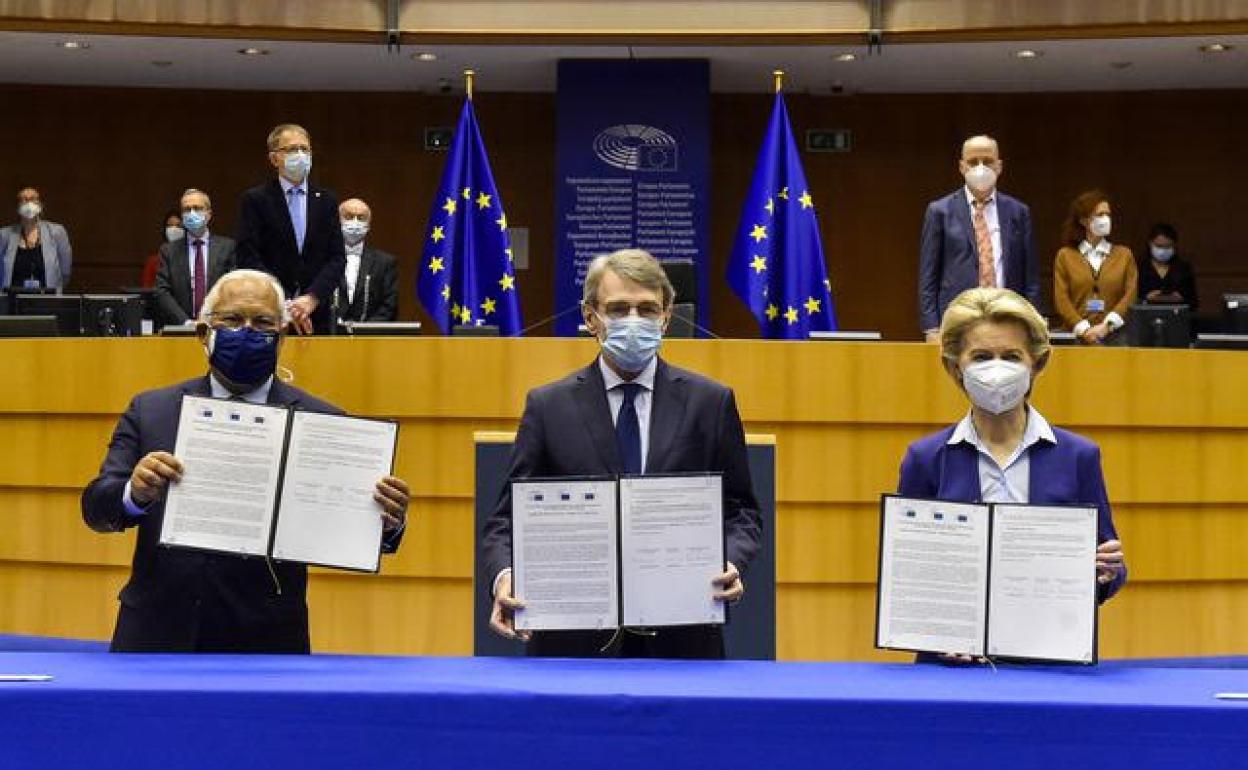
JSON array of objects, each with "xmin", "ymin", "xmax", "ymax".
[
  {"xmin": 236, "ymin": 123, "xmax": 345, "ymax": 335},
  {"xmin": 481, "ymin": 248, "xmax": 762, "ymax": 659},
  {"xmin": 153, "ymin": 188, "xmax": 236, "ymax": 326},
  {"xmin": 333, "ymin": 198, "xmax": 398, "ymax": 324},
  {"xmin": 82, "ymin": 269, "xmax": 411, "ymax": 653},
  {"xmin": 918, "ymin": 134, "xmax": 1039, "ymax": 339}
]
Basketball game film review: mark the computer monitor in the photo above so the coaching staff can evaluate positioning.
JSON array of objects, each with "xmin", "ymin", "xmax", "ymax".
[
  {"xmin": 12, "ymin": 294, "xmax": 81, "ymax": 336},
  {"xmin": 81, "ymin": 294, "xmax": 144, "ymax": 337},
  {"xmin": 0, "ymin": 315, "xmax": 60, "ymax": 338},
  {"xmin": 666, "ymin": 302, "xmax": 696, "ymax": 338},
  {"xmin": 451, "ymin": 324, "xmax": 499, "ymax": 337},
  {"xmin": 1223, "ymin": 294, "xmax": 1248, "ymax": 334},
  {"xmin": 1049, "ymin": 331, "xmax": 1080, "ymax": 346},
  {"xmin": 660, "ymin": 259, "xmax": 697, "ymax": 306},
  {"xmin": 1128, "ymin": 304, "xmax": 1191, "ymax": 348},
  {"xmin": 1195, "ymin": 334, "xmax": 1248, "ymax": 351},
  {"xmin": 117, "ymin": 287, "xmax": 159, "ymax": 322}
]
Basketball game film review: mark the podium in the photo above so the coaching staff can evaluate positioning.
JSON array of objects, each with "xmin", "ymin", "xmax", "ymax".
[{"xmin": 473, "ymin": 432, "xmax": 777, "ymax": 659}]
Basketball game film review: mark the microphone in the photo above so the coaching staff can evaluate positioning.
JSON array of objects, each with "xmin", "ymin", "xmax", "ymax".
[{"xmin": 362, "ymin": 274, "xmax": 371, "ymax": 321}]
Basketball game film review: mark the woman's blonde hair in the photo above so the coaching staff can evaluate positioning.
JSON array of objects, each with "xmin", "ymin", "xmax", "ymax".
[{"xmin": 940, "ymin": 287, "xmax": 1050, "ymax": 364}]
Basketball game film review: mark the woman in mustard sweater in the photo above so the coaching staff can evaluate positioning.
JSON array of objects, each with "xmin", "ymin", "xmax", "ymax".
[{"xmin": 1053, "ymin": 190, "xmax": 1138, "ymax": 345}]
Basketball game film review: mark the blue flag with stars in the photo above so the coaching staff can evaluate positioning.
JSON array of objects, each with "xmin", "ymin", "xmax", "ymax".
[
  {"xmin": 417, "ymin": 98, "xmax": 522, "ymax": 334},
  {"xmin": 726, "ymin": 91, "xmax": 837, "ymax": 339}
]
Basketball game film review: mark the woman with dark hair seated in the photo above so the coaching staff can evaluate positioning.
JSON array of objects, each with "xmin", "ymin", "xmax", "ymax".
[{"xmin": 1138, "ymin": 222, "xmax": 1198, "ymax": 311}]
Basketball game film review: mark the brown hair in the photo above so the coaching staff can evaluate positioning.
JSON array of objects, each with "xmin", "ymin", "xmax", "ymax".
[{"xmin": 1061, "ymin": 189, "xmax": 1109, "ymax": 247}]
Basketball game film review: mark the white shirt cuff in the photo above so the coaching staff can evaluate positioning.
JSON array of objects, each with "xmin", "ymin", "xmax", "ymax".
[
  {"xmin": 121, "ymin": 480, "xmax": 150, "ymax": 517},
  {"xmin": 1106, "ymin": 312, "xmax": 1125, "ymax": 331},
  {"xmin": 1073, "ymin": 319, "xmax": 1091, "ymax": 337},
  {"xmin": 492, "ymin": 567, "xmax": 512, "ymax": 599}
]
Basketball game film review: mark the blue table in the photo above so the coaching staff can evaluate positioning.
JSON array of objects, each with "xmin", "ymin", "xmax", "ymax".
[{"xmin": 2, "ymin": 653, "xmax": 1247, "ymax": 769}]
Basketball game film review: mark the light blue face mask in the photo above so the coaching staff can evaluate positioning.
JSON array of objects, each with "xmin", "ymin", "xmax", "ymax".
[
  {"xmin": 599, "ymin": 314, "xmax": 663, "ymax": 373},
  {"xmin": 182, "ymin": 210, "xmax": 208, "ymax": 235},
  {"xmin": 283, "ymin": 150, "xmax": 312, "ymax": 182}
]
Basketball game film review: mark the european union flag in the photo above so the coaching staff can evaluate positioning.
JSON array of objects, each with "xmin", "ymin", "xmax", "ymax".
[
  {"xmin": 726, "ymin": 91, "xmax": 837, "ymax": 339},
  {"xmin": 417, "ymin": 98, "xmax": 522, "ymax": 334}
]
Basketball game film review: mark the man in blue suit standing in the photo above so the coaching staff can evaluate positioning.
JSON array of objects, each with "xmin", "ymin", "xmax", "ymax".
[
  {"xmin": 82, "ymin": 269, "xmax": 411, "ymax": 653},
  {"xmin": 918, "ymin": 135, "xmax": 1040, "ymax": 340}
]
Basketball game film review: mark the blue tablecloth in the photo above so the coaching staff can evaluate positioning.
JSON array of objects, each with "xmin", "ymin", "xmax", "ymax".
[{"xmin": 2, "ymin": 653, "xmax": 1247, "ymax": 769}]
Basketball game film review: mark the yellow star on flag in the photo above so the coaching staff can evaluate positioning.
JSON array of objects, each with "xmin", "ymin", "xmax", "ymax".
[
  {"xmin": 462, "ymin": 187, "xmax": 471, "ymax": 200},
  {"xmin": 799, "ymin": 191, "xmax": 813, "ymax": 209},
  {"xmin": 480, "ymin": 297, "xmax": 497, "ymax": 315},
  {"xmin": 459, "ymin": 305, "xmax": 472, "ymax": 324},
  {"xmin": 431, "ymin": 226, "xmax": 445, "ymax": 243},
  {"xmin": 440, "ymin": 284, "xmax": 450, "ymax": 300},
  {"xmin": 499, "ymin": 273, "xmax": 516, "ymax": 291},
  {"xmin": 764, "ymin": 198, "xmax": 774, "ymax": 215},
  {"xmin": 778, "ymin": 186, "xmax": 789, "ymax": 200},
  {"xmin": 750, "ymin": 255, "xmax": 767, "ymax": 274},
  {"xmin": 428, "ymin": 256, "xmax": 444, "ymax": 274},
  {"xmin": 450, "ymin": 302, "xmax": 461, "ymax": 318},
  {"xmin": 750, "ymin": 224, "xmax": 767, "ymax": 243},
  {"xmin": 442, "ymin": 197, "xmax": 457, "ymax": 216},
  {"xmin": 476, "ymin": 192, "xmax": 492, "ymax": 210},
  {"xmin": 765, "ymin": 303, "xmax": 779, "ymax": 321},
  {"xmin": 804, "ymin": 296, "xmax": 821, "ymax": 315},
  {"xmin": 784, "ymin": 306, "xmax": 799, "ymax": 325},
  {"xmin": 496, "ymin": 213, "xmax": 508, "ymax": 231}
]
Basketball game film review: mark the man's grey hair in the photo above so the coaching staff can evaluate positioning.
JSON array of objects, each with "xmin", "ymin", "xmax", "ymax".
[
  {"xmin": 199, "ymin": 269, "xmax": 290, "ymax": 324},
  {"xmin": 267, "ymin": 123, "xmax": 310, "ymax": 152},
  {"xmin": 180, "ymin": 188, "xmax": 212, "ymax": 210},
  {"xmin": 581, "ymin": 249, "xmax": 675, "ymax": 309}
]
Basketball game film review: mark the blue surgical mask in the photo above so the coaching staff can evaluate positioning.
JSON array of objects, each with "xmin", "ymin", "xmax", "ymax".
[
  {"xmin": 208, "ymin": 326, "xmax": 279, "ymax": 388},
  {"xmin": 598, "ymin": 314, "xmax": 662, "ymax": 373},
  {"xmin": 1150, "ymin": 245, "xmax": 1174, "ymax": 263},
  {"xmin": 182, "ymin": 210, "xmax": 208, "ymax": 235},
  {"xmin": 283, "ymin": 150, "xmax": 312, "ymax": 182}
]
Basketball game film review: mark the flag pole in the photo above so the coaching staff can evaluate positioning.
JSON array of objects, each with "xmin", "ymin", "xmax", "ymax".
[
  {"xmin": 772, "ymin": 69, "xmax": 784, "ymax": 93},
  {"xmin": 464, "ymin": 69, "xmax": 475, "ymax": 100}
]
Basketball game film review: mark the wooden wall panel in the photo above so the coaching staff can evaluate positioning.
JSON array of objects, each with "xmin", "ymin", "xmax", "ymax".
[{"xmin": 1, "ymin": 86, "xmax": 1245, "ymax": 340}]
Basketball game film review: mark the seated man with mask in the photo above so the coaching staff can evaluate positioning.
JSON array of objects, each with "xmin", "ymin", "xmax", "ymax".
[
  {"xmin": 480, "ymin": 248, "xmax": 762, "ymax": 659},
  {"xmin": 334, "ymin": 197, "xmax": 398, "ymax": 324},
  {"xmin": 81, "ymin": 269, "xmax": 411, "ymax": 653}
]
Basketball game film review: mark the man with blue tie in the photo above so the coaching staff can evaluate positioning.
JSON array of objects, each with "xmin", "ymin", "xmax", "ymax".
[
  {"xmin": 480, "ymin": 249, "xmax": 762, "ymax": 659},
  {"xmin": 918, "ymin": 135, "xmax": 1040, "ymax": 340},
  {"xmin": 236, "ymin": 123, "xmax": 346, "ymax": 334}
]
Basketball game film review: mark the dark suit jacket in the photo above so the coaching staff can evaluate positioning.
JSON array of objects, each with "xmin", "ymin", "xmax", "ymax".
[
  {"xmin": 918, "ymin": 189, "xmax": 1040, "ymax": 331},
  {"xmin": 334, "ymin": 247, "xmax": 398, "ymax": 323},
  {"xmin": 897, "ymin": 422, "xmax": 1127, "ymax": 602},
  {"xmin": 81, "ymin": 375, "xmax": 404, "ymax": 653},
  {"xmin": 236, "ymin": 179, "xmax": 346, "ymax": 333},
  {"xmin": 480, "ymin": 358, "xmax": 763, "ymax": 658},
  {"xmin": 152, "ymin": 233, "xmax": 237, "ymax": 325}
]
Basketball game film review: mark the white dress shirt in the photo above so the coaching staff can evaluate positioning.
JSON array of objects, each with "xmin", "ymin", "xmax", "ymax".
[
  {"xmin": 964, "ymin": 186, "xmax": 1003, "ymax": 288},
  {"xmin": 1073, "ymin": 239, "xmax": 1124, "ymax": 336},
  {"xmin": 599, "ymin": 354, "xmax": 657, "ymax": 473},
  {"xmin": 344, "ymin": 241, "xmax": 364, "ymax": 303},
  {"xmin": 947, "ymin": 406, "xmax": 1056, "ymax": 503}
]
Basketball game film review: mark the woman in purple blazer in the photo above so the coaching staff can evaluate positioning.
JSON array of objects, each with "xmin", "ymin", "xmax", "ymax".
[{"xmin": 897, "ymin": 287, "xmax": 1126, "ymax": 660}]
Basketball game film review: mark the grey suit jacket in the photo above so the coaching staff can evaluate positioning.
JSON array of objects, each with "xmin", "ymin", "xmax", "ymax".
[
  {"xmin": 0, "ymin": 220, "xmax": 72, "ymax": 289},
  {"xmin": 153, "ymin": 233, "xmax": 237, "ymax": 325}
]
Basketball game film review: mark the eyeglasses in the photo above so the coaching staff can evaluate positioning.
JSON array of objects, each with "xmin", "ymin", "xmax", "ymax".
[
  {"xmin": 276, "ymin": 144, "xmax": 311, "ymax": 155},
  {"xmin": 598, "ymin": 301, "xmax": 664, "ymax": 320},
  {"xmin": 209, "ymin": 312, "xmax": 282, "ymax": 333}
]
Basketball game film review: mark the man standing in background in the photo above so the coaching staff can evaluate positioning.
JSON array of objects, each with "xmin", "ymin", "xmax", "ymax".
[{"xmin": 334, "ymin": 197, "xmax": 398, "ymax": 324}]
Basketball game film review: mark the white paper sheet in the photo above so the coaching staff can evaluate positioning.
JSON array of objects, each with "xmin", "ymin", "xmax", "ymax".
[
  {"xmin": 512, "ymin": 479, "xmax": 619, "ymax": 632},
  {"xmin": 160, "ymin": 395, "xmax": 290, "ymax": 557},
  {"xmin": 987, "ymin": 504, "xmax": 1098, "ymax": 663},
  {"xmin": 877, "ymin": 496, "xmax": 990, "ymax": 656},
  {"xmin": 270, "ymin": 412, "xmax": 397, "ymax": 572},
  {"xmin": 619, "ymin": 474, "xmax": 725, "ymax": 628}
]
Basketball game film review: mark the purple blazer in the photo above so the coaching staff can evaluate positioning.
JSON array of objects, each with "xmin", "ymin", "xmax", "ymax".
[{"xmin": 897, "ymin": 423, "xmax": 1126, "ymax": 601}]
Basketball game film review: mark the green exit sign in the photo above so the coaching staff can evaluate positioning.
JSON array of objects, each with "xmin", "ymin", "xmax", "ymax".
[{"xmin": 806, "ymin": 129, "xmax": 852, "ymax": 153}]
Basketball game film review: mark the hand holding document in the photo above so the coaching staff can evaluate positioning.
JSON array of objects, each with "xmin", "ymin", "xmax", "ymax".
[
  {"xmin": 160, "ymin": 396, "xmax": 398, "ymax": 572},
  {"xmin": 512, "ymin": 474, "xmax": 725, "ymax": 633},
  {"xmin": 876, "ymin": 495, "xmax": 1099, "ymax": 664}
]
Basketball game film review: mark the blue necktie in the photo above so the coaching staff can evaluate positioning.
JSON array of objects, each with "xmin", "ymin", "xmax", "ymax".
[
  {"xmin": 615, "ymin": 383, "xmax": 643, "ymax": 475},
  {"xmin": 287, "ymin": 187, "xmax": 306, "ymax": 254}
]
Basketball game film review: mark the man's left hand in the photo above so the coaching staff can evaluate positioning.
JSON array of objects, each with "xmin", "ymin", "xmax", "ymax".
[
  {"xmin": 375, "ymin": 475, "xmax": 411, "ymax": 532},
  {"xmin": 287, "ymin": 294, "xmax": 319, "ymax": 335},
  {"xmin": 1096, "ymin": 539, "xmax": 1124, "ymax": 585},
  {"xmin": 712, "ymin": 562, "xmax": 744, "ymax": 603}
]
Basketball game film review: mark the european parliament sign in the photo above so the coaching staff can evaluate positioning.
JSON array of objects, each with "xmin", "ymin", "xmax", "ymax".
[{"xmin": 554, "ymin": 60, "xmax": 710, "ymax": 336}]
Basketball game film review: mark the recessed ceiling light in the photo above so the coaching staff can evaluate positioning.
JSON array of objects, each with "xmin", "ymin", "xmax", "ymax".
[
  {"xmin": 58, "ymin": 40, "xmax": 89, "ymax": 50},
  {"xmin": 412, "ymin": 52, "xmax": 438, "ymax": 62},
  {"xmin": 150, "ymin": 60, "xmax": 174, "ymax": 68},
  {"xmin": 1199, "ymin": 43, "xmax": 1233, "ymax": 53},
  {"xmin": 833, "ymin": 53, "xmax": 857, "ymax": 63},
  {"xmin": 1109, "ymin": 61, "xmax": 1133, "ymax": 70},
  {"xmin": 238, "ymin": 47, "xmax": 270, "ymax": 56},
  {"xmin": 1014, "ymin": 49, "xmax": 1043, "ymax": 59}
]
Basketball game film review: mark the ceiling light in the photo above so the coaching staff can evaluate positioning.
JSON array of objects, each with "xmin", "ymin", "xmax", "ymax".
[
  {"xmin": 1109, "ymin": 61, "xmax": 1133, "ymax": 70},
  {"xmin": 1014, "ymin": 49, "xmax": 1042, "ymax": 59},
  {"xmin": 58, "ymin": 40, "xmax": 89, "ymax": 50},
  {"xmin": 833, "ymin": 53, "xmax": 857, "ymax": 63},
  {"xmin": 150, "ymin": 60, "xmax": 174, "ymax": 68},
  {"xmin": 1199, "ymin": 43, "xmax": 1233, "ymax": 53},
  {"xmin": 412, "ymin": 52, "xmax": 438, "ymax": 62},
  {"xmin": 238, "ymin": 47, "xmax": 270, "ymax": 56}
]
